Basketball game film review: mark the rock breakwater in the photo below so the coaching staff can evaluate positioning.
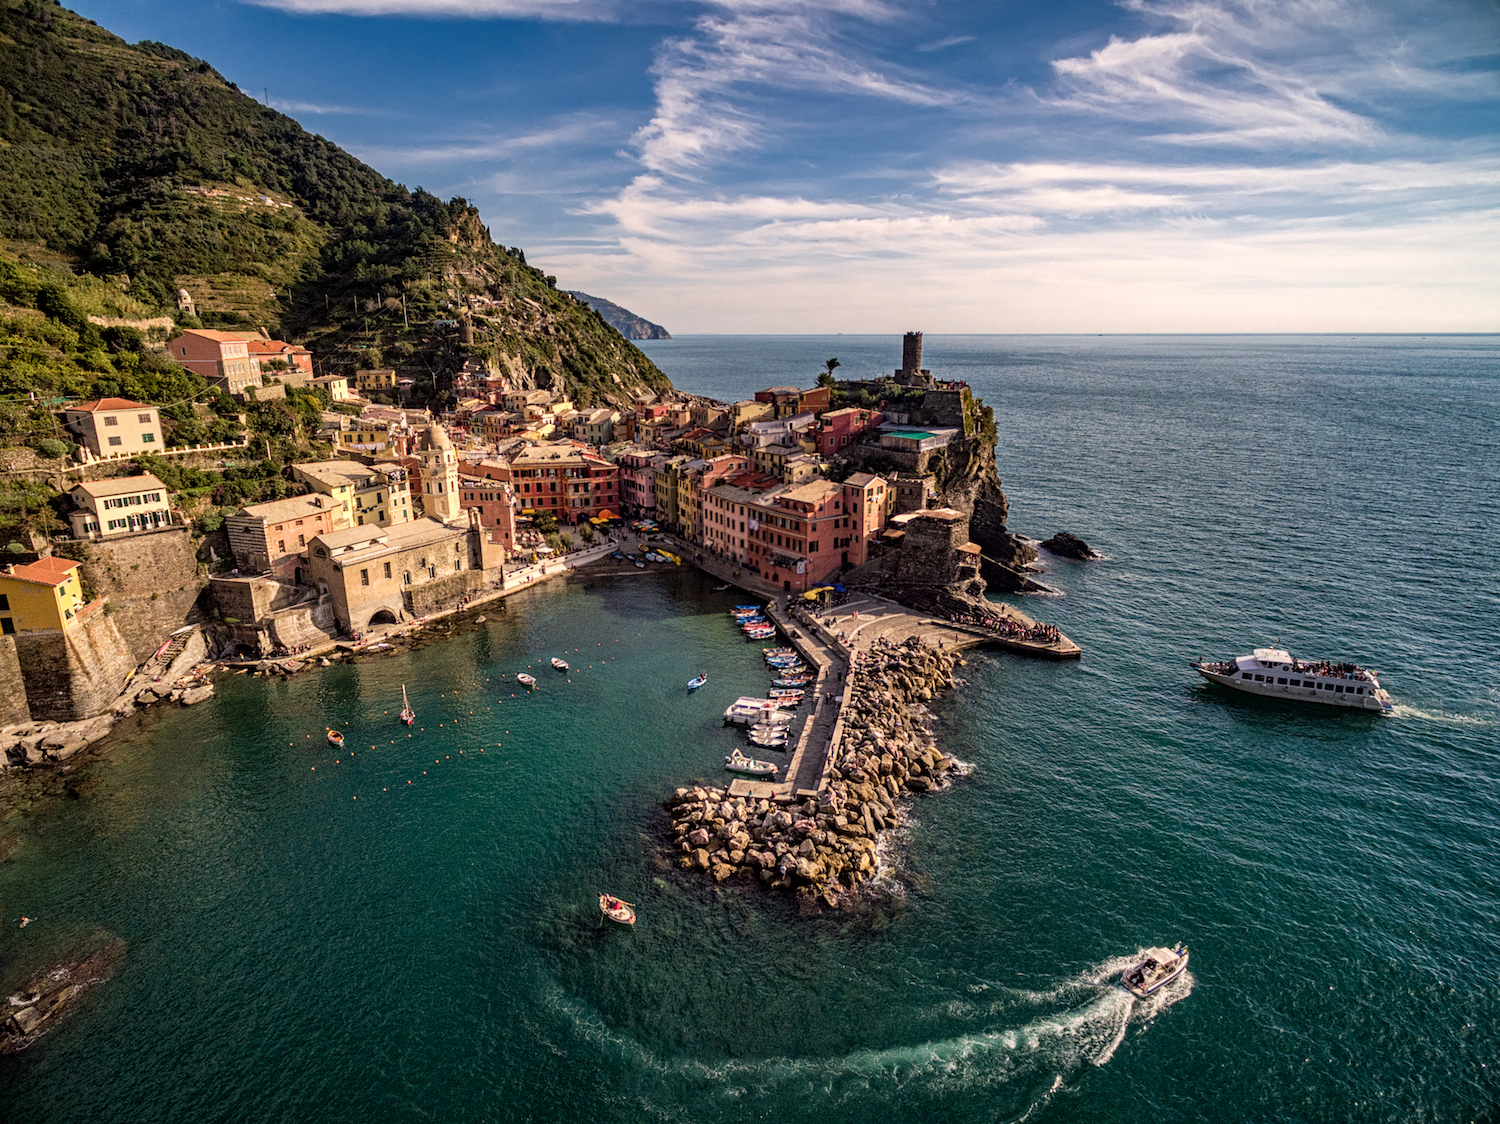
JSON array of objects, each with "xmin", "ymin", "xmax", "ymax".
[{"xmin": 665, "ymin": 636, "xmax": 964, "ymax": 911}]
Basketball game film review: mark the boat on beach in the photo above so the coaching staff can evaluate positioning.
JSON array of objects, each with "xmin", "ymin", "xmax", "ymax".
[
  {"xmin": 1120, "ymin": 944, "xmax": 1189, "ymax": 997},
  {"xmin": 326, "ymin": 728, "xmax": 344, "ymax": 747},
  {"xmin": 687, "ymin": 673, "xmax": 708, "ymax": 691},
  {"xmin": 400, "ymin": 685, "xmax": 415, "ymax": 727},
  {"xmin": 1192, "ymin": 647, "xmax": 1394, "ymax": 712},
  {"xmin": 725, "ymin": 749, "xmax": 778, "ymax": 776},
  {"xmin": 517, "ymin": 673, "xmax": 537, "ymax": 688},
  {"xmin": 551, "ymin": 658, "xmax": 570, "ymax": 671},
  {"xmin": 599, "ymin": 894, "xmax": 636, "ymax": 926}
]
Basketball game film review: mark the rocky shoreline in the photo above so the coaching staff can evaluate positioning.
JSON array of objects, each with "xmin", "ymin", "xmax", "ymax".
[
  {"xmin": 2, "ymin": 936, "xmax": 126, "ymax": 1055},
  {"xmin": 665, "ymin": 636, "xmax": 964, "ymax": 911}
]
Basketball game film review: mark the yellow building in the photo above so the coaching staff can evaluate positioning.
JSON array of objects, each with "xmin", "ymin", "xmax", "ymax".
[
  {"xmin": 0, "ymin": 557, "xmax": 88, "ymax": 634},
  {"xmin": 354, "ymin": 369, "xmax": 400, "ymax": 392},
  {"xmin": 292, "ymin": 460, "xmax": 413, "ymax": 527}
]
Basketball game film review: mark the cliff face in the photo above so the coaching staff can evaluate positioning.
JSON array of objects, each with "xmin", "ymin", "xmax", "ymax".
[{"xmin": 566, "ymin": 292, "xmax": 671, "ymax": 340}]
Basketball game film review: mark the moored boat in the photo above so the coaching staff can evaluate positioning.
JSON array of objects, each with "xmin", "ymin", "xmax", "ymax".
[
  {"xmin": 766, "ymin": 687, "xmax": 804, "ymax": 699},
  {"xmin": 1192, "ymin": 647, "xmax": 1394, "ymax": 712},
  {"xmin": 599, "ymin": 894, "xmax": 636, "ymax": 926},
  {"xmin": 725, "ymin": 749, "xmax": 778, "ymax": 776},
  {"xmin": 1120, "ymin": 944, "xmax": 1189, "ymax": 997},
  {"xmin": 771, "ymin": 677, "xmax": 810, "ymax": 688},
  {"xmin": 326, "ymin": 728, "xmax": 344, "ymax": 747},
  {"xmin": 400, "ymin": 685, "xmax": 415, "ymax": 727},
  {"xmin": 551, "ymin": 657, "xmax": 570, "ymax": 671},
  {"xmin": 724, "ymin": 698, "xmax": 794, "ymax": 725},
  {"xmin": 517, "ymin": 673, "xmax": 537, "ymax": 688},
  {"xmin": 687, "ymin": 673, "xmax": 708, "ymax": 691}
]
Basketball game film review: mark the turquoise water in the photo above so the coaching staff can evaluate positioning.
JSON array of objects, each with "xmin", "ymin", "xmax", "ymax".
[{"xmin": 3, "ymin": 336, "xmax": 1498, "ymax": 1121}]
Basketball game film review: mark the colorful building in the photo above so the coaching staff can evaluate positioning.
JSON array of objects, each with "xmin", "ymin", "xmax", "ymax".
[
  {"xmin": 292, "ymin": 460, "xmax": 413, "ymax": 528},
  {"xmin": 225, "ymin": 493, "xmax": 347, "ymax": 579},
  {"xmin": 63, "ymin": 398, "xmax": 164, "ymax": 459},
  {"xmin": 0, "ymin": 557, "xmax": 88, "ymax": 634},
  {"xmin": 67, "ymin": 473, "xmax": 173, "ymax": 539}
]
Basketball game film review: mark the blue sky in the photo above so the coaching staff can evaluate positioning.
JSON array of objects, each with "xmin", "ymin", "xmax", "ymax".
[{"xmin": 78, "ymin": 0, "xmax": 1500, "ymax": 332}]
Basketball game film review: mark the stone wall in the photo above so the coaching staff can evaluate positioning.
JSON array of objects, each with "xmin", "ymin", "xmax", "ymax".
[
  {"xmin": 0, "ymin": 636, "xmax": 32, "ymax": 726},
  {"xmin": 58, "ymin": 527, "xmax": 207, "ymax": 663},
  {"xmin": 267, "ymin": 599, "xmax": 340, "ymax": 650},
  {"xmin": 404, "ymin": 570, "xmax": 483, "ymax": 617},
  {"xmin": 15, "ymin": 610, "xmax": 136, "ymax": 721},
  {"xmin": 896, "ymin": 511, "xmax": 968, "ymax": 587}
]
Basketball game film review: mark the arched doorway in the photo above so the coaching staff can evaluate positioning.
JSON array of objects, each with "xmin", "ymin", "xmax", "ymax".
[{"xmin": 369, "ymin": 608, "xmax": 399, "ymax": 627}]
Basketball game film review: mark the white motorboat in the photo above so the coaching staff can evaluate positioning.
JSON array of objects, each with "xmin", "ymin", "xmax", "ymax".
[
  {"xmin": 725, "ymin": 749, "xmax": 778, "ymax": 776},
  {"xmin": 724, "ymin": 698, "xmax": 795, "ymax": 725},
  {"xmin": 1120, "ymin": 944, "xmax": 1189, "ymax": 997},
  {"xmin": 1193, "ymin": 647, "xmax": 1393, "ymax": 712},
  {"xmin": 517, "ymin": 673, "xmax": 537, "ymax": 688},
  {"xmin": 687, "ymin": 673, "xmax": 708, "ymax": 691}
]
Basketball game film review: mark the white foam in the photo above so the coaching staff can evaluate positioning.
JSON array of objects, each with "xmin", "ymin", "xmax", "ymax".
[
  {"xmin": 1391, "ymin": 704, "xmax": 1492, "ymax": 727},
  {"xmin": 539, "ymin": 951, "xmax": 1192, "ymax": 1116}
]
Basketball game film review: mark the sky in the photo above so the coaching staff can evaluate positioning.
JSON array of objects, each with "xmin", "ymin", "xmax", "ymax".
[{"xmin": 76, "ymin": 0, "xmax": 1500, "ymax": 333}]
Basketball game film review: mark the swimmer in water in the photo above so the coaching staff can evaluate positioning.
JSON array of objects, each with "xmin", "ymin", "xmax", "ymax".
[{"xmin": 19, "ymin": 917, "xmax": 31, "ymax": 927}]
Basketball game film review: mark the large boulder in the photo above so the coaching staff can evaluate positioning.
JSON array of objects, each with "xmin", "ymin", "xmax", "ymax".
[{"xmin": 1039, "ymin": 532, "xmax": 1099, "ymax": 561}]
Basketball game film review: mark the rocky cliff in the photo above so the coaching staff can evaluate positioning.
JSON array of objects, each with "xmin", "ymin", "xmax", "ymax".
[{"xmin": 566, "ymin": 292, "xmax": 671, "ymax": 340}]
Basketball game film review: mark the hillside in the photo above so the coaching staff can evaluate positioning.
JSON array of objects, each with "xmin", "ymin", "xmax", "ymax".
[
  {"xmin": 566, "ymin": 292, "xmax": 671, "ymax": 340},
  {"xmin": 0, "ymin": 0, "xmax": 671, "ymax": 409}
]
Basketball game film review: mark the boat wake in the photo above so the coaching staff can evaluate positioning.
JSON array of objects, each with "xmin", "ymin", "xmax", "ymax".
[
  {"xmin": 1390, "ymin": 704, "xmax": 1492, "ymax": 726},
  {"xmin": 538, "ymin": 953, "xmax": 1190, "ymax": 1120}
]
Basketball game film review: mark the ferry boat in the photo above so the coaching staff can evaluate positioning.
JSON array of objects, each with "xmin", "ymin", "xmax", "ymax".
[{"xmin": 1192, "ymin": 647, "xmax": 1393, "ymax": 712}]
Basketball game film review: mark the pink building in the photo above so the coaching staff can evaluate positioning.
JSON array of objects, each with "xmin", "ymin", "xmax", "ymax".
[
  {"xmin": 166, "ymin": 329, "xmax": 257, "ymax": 393},
  {"xmin": 615, "ymin": 447, "xmax": 659, "ymax": 516},
  {"xmin": 460, "ymin": 461, "xmax": 518, "ymax": 556},
  {"xmin": 814, "ymin": 407, "xmax": 884, "ymax": 457},
  {"xmin": 840, "ymin": 472, "xmax": 891, "ymax": 566},
  {"xmin": 746, "ymin": 479, "xmax": 848, "ymax": 592}
]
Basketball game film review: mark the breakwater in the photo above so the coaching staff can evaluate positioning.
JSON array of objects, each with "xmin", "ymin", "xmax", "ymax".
[{"xmin": 666, "ymin": 635, "xmax": 962, "ymax": 909}]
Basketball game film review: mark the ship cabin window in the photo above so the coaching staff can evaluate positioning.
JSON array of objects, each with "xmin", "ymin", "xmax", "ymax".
[
  {"xmin": 1355, "ymin": 687, "xmax": 1364, "ymax": 694},
  {"xmin": 1241, "ymin": 672, "xmax": 1252, "ymax": 679},
  {"xmin": 1254, "ymin": 674, "xmax": 1264, "ymax": 681},
  {"xmin": 1335, "ymin": 685, "xmax": 1344, "ymax": 693},
  {"xmin": 1290, "ymin": 679, "xmax": 1300, "ymax": 686},
  {"xmin": 1277, "ymin": 677, "xmax": 1287, "ymax": 684}
]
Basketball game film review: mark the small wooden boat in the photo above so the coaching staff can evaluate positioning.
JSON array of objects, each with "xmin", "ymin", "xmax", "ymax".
[
  {"xmin": 762, "ymin": 647, "xmax": 796, "ymax": 657},
  {"xmin": 326, "ymin": 728, "xmax": 344, "ymax": 747},
  {"xmin": 772, "ymin": 677, "xmax": 810, "ymax": 688},
  {"xmin": 1121, "ymin": 944, "xmax": 1189, "ymax": 997},
  {"xmin": 767, "ymin": 687, "xmax": 804, "ymax": 699},
  {"xmin": 551, "ymin": 658, "xmax": 569, "ymax": 671},
  {"xmin": 725, "ymin": 749, "xmax": 778, "ymax": 776},
  {"xmin": 400, "ymin": 685, "xmax": 415, "ymax": 727},
  {"xmin": 517, "ymin": 673, "xmax": 537, "ymax": 688},
  {"xmin": 599, "ymin": 894, "xmax": 636, "ymax": 926},
  {"xmin": 687, "ymin": 673, "xmax": 708, "ymax": 691},
  {"xmin": 734, "ymin": 605, "xmax": 760, "ymax": 611}
]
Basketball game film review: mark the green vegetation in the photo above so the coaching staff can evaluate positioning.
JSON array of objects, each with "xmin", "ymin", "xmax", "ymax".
[{"xmin": 0, "ymin": 0, "xmax": 673, "ymax": 410}]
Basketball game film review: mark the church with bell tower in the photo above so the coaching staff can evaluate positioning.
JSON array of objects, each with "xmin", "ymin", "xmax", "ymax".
[{"xmin": 418, "ymin": 425, "xmax": 462, "ymax": 523}]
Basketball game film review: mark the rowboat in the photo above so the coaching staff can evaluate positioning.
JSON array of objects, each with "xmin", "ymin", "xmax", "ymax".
[
  {"xmin": 326, "ymin": 728, "xmax": 344, "ymax": 747},
  {"xmin": 725, "ymin": 749, "xmax": 778, "ymax": 776},
  {"xmin": 400, "ymin": 685, "xmax": 415, "ymax": 726},
  {"xmin": 517, "ymin": 673, "xmax": 537, "ymax": 688},
  {"xmin": 772, "ymin": 677, "xmax": 810, "ymax": 688},
  {"xmin": 599, "ymin": 894, "xmax": 636, "ymax": 926},
  {"xmin": 687, "ymin": 674, "xmax": 708, "ymax": 690},
  {"xmin": 551, "ymin": 657, "xmax": 569, "ymax": 671},
  {"xmin": 734, "ymin": 605, "xmax": 760, "ymax": 611},
  {"xmin": 762, "ymin": 647, "xmax": 797, "ymax": 658},
  {"xmin": 767, "ymin": 687, "xmax": 804, "ymax": 699}
]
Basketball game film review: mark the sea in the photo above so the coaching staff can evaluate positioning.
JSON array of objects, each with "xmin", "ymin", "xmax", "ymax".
[{"xmin": 1, "ymin": 335, "xmax": 1497, "ymax": 1123}]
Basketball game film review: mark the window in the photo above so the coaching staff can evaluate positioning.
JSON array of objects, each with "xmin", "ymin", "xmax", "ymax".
[
  {"xmin": 360, "ymin": 569, "xmax": 370, "ymax": 587},
  {"xmin": 298, "ymin": 535, "xmax": 306, "ymax": 547},
  {"xmin": 428, "ymin": 565, "xmax": 436, "ymax": 579},
  {"xmin": 1241, "ymin": 673, "xmax": 1252, "ymax": 680},
  {"xmin": 403, "ymin": 571, "xmax": 412, "ymax": 585},
  {"xmin": 1277, "ymin": 677, "xmax": 1287, "ymax": 684},
  {"xmin": 0, "ymin": 594, "xmax": 7, "ymax": 610},
  {"xmin": 142, "ymin": 433, "xmax": 156, "ymax": 443},
  {"xmin": 1290, "ymin": 679, "xmax": 1301, "ymax": 687},
  {"xmin": 0, "ymin": 618, "xmax": 11, "ymax": 635},
  {"xmin": 278, "ymin": 540, "xmax": 286, "ymax": 553},
  {"xmin": 108, "ymin": 436, "xmax": 122, "ymax": 447},
  {"xmin": 104, "ymin": 416, "xmax": 119, "ymax": 427},
  {"xmin": 383, "ymin": 562, "xmax": 391, "ymax": 579},
  {"xmin": 138, "ymin": 413, "xmax": 152, "ymax": 424}
]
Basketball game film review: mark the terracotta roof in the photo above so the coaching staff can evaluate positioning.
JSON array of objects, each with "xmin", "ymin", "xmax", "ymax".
[
  {"xmin": 173, "ymin": 329, "xmax": 254, "ymax": 342},
  {"xmin": 3, "ymin": 556, "xmax": 80, "ymax": 586},
  {"xmin": 66, "ymin": 397, "xmax": 152, "ymax": 413},
  {"xmin": 247, "ymin": 339, "xmax": 310, "ymax": 355}
]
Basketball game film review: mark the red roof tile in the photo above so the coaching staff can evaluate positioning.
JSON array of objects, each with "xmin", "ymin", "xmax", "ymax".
[{"xmin": 66, "ymin": 397, "xmax": 152, "ymax": 413}]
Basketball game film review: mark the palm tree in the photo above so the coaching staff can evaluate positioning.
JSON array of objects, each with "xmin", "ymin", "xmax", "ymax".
[{"xmin": 818, "ymin": 357, "xmax": 841, "ymax": 388}]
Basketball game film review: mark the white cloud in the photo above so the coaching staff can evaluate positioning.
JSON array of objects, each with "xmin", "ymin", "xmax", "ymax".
[
  {"xmin": 249, "ymin": 0, "xmax": 611, "ymax": 18},
  {"xmin": 917, "ymin": 34, "xmax": 976, "ymax": 52},
  {"xmin": 633, "ymin": 3, "xmax": 952, "ymax": 176}
]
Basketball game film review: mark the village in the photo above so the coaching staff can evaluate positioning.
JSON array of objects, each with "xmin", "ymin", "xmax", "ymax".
[{"xmin": 0, "ymin": 330, "xmax": 1058, "ymax": 762}]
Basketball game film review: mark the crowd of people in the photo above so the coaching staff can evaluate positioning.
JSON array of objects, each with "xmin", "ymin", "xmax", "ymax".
[{"xmin": 949, "ymin": 611, "xmax": 1060, "ymax": 644}]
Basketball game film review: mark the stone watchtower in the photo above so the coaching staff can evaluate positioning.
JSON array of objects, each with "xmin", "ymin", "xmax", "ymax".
[
  {"xmin": 419, "ymin": 424, "xmax": 462, "ymax": 523},
  {"xmin": 895, "ymin": 331, "xmax": 933, "ymax": 387}
]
